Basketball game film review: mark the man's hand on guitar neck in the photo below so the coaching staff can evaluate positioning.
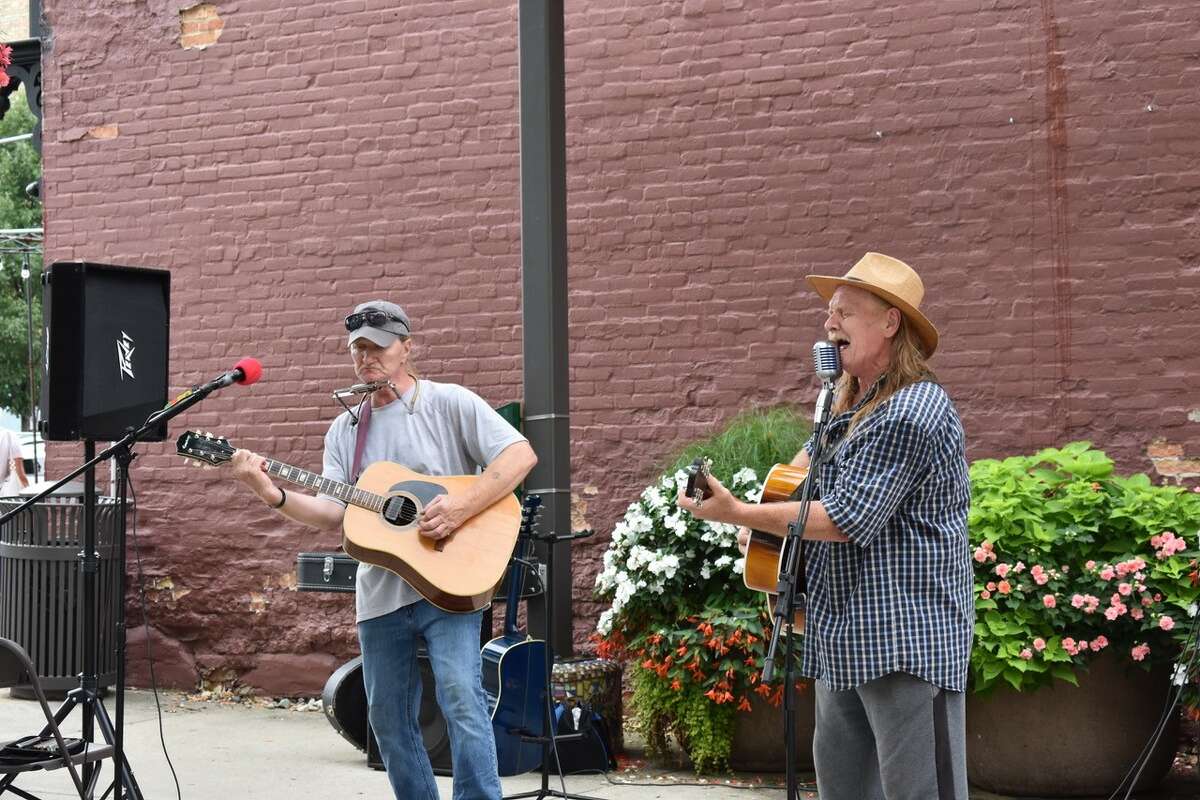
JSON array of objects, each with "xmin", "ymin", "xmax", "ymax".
[
  {"xmin": 229, "ymin": 449, "xmax": 344, "ymax": 531},
  {"xmin": 676, "ymin": 462, "xmax": 850, "ymax": 544}
]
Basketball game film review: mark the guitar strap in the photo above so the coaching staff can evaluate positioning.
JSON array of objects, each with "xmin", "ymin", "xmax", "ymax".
[{"xmin": 351, "ymin": 397, "xmax": 372, "ymax": 483}]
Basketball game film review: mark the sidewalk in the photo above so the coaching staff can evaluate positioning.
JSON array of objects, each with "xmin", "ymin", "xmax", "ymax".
[{"xmin": 2, "ymin": 687, "xmax": 1198, "ymax": 799}]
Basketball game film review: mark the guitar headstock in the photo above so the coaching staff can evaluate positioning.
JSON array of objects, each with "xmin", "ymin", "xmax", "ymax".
[
  {"xmin": 176, "ymin": 430, "xmax": 236, "ymax": 467},
  {"xmin": 519, "ymin": 494, "xmax": 544, "ymax": 538},
  {"xmin": 685, "ymin": 457, "xmax": 713, "ymax": 506}
]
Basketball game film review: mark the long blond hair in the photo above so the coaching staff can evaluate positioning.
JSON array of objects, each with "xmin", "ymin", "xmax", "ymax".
[{"xmin": 832, "ymin": 310, "xmax": 936, "ymax": 433}]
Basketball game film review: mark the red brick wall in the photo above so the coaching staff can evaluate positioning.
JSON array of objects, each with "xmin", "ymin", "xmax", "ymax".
[{"xmin": 38, "ymin": 0, "xmax": 1200, "ymax": 693}]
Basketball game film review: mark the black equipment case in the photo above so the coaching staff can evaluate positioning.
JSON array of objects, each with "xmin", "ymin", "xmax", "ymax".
[{"xmin": 296, "ymin": 552, "xmax": 358, "ymax": 593}]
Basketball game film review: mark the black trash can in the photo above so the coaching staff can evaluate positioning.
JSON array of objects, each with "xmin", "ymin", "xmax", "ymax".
[{"xmin": 0, "ymin": 493, "xmax": 120, "ymax": 695}]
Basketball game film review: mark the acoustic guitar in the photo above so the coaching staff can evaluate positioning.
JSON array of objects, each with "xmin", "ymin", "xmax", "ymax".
[
  {"xmin": 481, "ymin": 494, "xmax": 547, "ymax": 776},
  {"xmin": 176, "ymin": 430, "xmax": 521, "ymax": 613},
  {"xmin": 685, "ymin": 457, "xmax": 810, "ymax": 631}
]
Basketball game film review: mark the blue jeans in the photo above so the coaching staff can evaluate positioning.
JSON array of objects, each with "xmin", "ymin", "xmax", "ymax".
[{"xmin": 358, "ymin": 601, "xmax": 501, "ymax": 800}]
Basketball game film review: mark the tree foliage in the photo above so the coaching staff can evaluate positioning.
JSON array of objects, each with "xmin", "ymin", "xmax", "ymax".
[{"xmin": 0, "ymin": 88, "xmax": 42, "ymax": 421}]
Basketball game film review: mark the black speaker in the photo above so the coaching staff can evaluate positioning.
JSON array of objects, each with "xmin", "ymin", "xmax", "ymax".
[{"xmin": 39, "ymin": 262, "xmax": 170, "ymax": 442}]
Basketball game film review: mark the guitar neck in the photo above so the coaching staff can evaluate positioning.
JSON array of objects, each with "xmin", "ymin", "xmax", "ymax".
[{"xmin": 263, "ymin": 459, "xmax": 385, "ymax": 511}]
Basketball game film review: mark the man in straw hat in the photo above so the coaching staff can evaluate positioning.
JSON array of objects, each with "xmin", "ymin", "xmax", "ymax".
[{"xmin": 679, "ymin": 253, "xmax": 972, "ymax": 799}]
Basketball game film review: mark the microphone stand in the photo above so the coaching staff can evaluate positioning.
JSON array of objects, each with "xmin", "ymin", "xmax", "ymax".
[
  {"xmin": 1, "ymin": 381, "xmax": 230, "ymax": 800},
  {"xmin": 760, "ymin": 374, "xmax": 836, "ymax": 800}
]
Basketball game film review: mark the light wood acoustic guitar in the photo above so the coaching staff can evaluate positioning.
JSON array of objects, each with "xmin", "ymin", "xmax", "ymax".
[
  {"xmin": 176, "ymin": 430, "xmax": 521, "ymax": 613},
  {"xmin": 685, "ymin": 457, "xmax": 811, "ymax": 631}
]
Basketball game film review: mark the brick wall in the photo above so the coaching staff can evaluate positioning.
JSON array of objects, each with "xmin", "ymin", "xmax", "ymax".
[{"xmin": 37, "ymin": 0, "xmax": 1200, "ymax": 693}]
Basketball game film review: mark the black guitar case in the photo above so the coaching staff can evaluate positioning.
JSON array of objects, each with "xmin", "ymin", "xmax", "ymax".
[{"xmin": 321, "ymin": 648, "xmax": 452, "ymax": 775}]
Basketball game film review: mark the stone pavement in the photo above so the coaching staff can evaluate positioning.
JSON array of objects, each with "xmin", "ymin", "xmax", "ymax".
[{"xmin": 2, "ymin": 688, "xmax": 1198, "ymax": 799}]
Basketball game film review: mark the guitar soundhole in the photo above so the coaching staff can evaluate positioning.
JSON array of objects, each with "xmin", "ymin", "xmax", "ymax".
[{"xmin": 382, "ymin": 495, "xmax": 419, "ymax": 526}]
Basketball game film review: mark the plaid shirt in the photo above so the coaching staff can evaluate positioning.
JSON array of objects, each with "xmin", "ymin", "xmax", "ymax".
[{"xmin": 799, "ymin": 379, "xmax": 973, "ymax": 691}]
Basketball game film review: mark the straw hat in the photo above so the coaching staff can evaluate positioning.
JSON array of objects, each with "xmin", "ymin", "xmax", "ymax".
[{"xmin": 805, "ymin": 252, "xmax": 939, "ymax": 357}]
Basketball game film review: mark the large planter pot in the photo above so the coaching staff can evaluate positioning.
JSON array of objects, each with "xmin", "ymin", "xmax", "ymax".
[
  {"xmin": 728, "ymin": 684, "xmax": 816, "ymax": 772},
  {"xmin": 966, "ymin": 651, "xmax": 1179, "ymax": 797}
]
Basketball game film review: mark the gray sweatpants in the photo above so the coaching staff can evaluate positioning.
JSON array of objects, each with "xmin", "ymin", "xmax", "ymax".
[{"xmin": 813, "ymin": 672, "xmax": 968, "ymax": 800}]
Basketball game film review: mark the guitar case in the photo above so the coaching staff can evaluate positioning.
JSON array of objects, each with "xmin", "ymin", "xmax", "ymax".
[
  {"xmin": 296, "ymin": 552, "xmax": 358, "ymax": 593},
  {"xmin": 321, "ymin": 649, "xmax": 452, "ymax": 775}
]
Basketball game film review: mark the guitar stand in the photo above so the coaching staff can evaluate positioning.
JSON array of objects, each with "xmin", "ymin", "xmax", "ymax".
[{"xmin": 503, "ymin": 527, "xmax": 600, "ymax": 800}]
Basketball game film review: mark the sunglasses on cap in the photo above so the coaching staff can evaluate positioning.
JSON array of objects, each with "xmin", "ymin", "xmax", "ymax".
[{"xmin": 345, "ymin": 310, "xmax": 409, "ymax": 333}]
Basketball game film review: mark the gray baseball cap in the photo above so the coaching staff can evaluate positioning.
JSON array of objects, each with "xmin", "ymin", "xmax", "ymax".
[{"xmin": 346, "ymin": 300, "xmax": 412, "ymax": 347}]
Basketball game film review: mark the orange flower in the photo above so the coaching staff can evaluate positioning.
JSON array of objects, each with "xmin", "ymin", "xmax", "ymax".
[
  {"xmin": 671, "ymin": 679, "xmax": 682, "ymax": 691},
  {"xmin": 737, "ymin": 697, "xmax": 752, "ymax": 712}
]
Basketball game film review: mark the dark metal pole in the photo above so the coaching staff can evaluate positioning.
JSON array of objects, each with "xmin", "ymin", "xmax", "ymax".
[
  {"xmin": 518, "ymin": 0, "xmax": 572, "ymax": 655},
  {"xmin": 22, "ymin": 253, "xmax": 36, "ymax": 465}
]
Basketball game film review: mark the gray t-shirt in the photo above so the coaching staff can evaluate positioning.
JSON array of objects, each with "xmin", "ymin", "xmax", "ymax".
[{"xmin": 318, "ymin": 379, "xmax": 527, "ymax": 622}]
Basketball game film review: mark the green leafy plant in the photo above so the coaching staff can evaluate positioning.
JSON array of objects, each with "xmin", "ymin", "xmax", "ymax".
[
  {"xmin": 969, "ymin": 442, "xmax": 1200, "ymax": 704},
  {"xmin": 592, "ymin": 407, "xmax": 810, "ymax": 773},
  {"xmin": 0, "ymin": 86, "xmax": 42, "ymax": 421}
]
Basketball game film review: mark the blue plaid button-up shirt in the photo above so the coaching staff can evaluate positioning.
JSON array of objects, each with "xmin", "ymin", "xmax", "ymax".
[{"xmin": 799, "ymin": 379, "xmax": 973, "ymax": 691}]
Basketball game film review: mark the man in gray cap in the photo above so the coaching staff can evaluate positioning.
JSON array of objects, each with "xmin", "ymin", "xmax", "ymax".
[{"xmin": 231, "ymin": 300, "xmax": 537, "ymax": 800}]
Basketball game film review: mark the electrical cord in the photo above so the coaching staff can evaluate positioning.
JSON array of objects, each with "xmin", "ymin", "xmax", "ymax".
[
  {"xmin": 557, "ymin": 768, "xmax": 818, "ymax": 792},
  {"xmin": 1108, "ymin": 605, "xmax": 1200, "ymax": 800},
  {"xmin": 127, "ymin": 470, "xmax": 184, "ymax": 800}
]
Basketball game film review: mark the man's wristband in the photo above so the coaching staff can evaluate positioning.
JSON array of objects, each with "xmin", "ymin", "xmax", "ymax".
[{"xmin": 270, "ymin": 487, "xmax": 286, "ymax": 509}]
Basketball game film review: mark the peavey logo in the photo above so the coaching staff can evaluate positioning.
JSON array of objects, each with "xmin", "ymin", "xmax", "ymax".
[{"xmin": 117, "ymin": 331, "xmax": 136, "ymax": 381}]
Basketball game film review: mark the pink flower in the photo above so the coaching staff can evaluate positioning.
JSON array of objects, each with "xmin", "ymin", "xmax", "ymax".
[
  {"xmin": 1099, "ymin": 566, "xmax": 1116, "ymax": 581},
  {"xmin": 1033, "ymin": 637, "xmax": 1046, "ymax": 652},
  {"xmin": 1118, "ymin": 583, "xmax": 1132, "ymax": 596},
  {"xmin": 1063, "ymin": 637, "xmax": 1078, "ymax": 655},
  {"xmin": 980, "ymin": 590, "xmax": 992, "ymax": 600},
  {"xmin": 1093, "ymin": 635, "xmax": 1108, "ymax": 649},
  {"xmin": 1043, "ymin": 595, "xmax": 1056, "ymax": 608},
  {"xmin": 997, "ymin": 580, "xmax": 1012, "ymax": 595},
  {"xmin": 1034, "ymin": 571, "xmax": 1050, "ymax": 586},
  {"xmin": 973, "ymin": 548, "xmax": 989, "ymax": 563},
  {"xmin": 1013, "ymin": 562, "xmax": 1026, "ymax": 574},
  {"xmin": 1160, "ymin": 616, "xmax": 1175, "ymax": 631},
  {"xmin": 1020, "ymin": 648, "xmax": 1033, "ymax": 660},
  {"xmin": 1130, "ymin": 608, "xmax": 1144, "ymax": 621},
  {"xmin": 986, "ymin": 581, "xmax": 997, "ymax": 592},
  {"xmin": 1104, "ymin": 604, "xmax": 1126, "ymax": 621},
  {"xmin": 1071, "ymin": 594, "xmax": 1086, "ymax": 609},
  {"xmin": 1077, "ymin": 639, "xmax": 1089, "ymax": 651},
  {"xmin": 995, "ymin": 563, "xmax": 1010, "ymax": 578},
  {"xmin": 1085, "ymin": 560, "xmax": 1097, "ymax": 571},
  {"xmin": 1131, "ymin": 644, "xmax": 1150, "ymax": 661}
]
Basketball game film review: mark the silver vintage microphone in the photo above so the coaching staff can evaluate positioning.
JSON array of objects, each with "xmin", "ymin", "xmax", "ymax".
[
  {"xmin": 811, "ymin": 341, "xmax": 842, "ymax": 424},
  {"xmin": 331, "ymin": 380, "xmax": 395, "ymax": 400}
]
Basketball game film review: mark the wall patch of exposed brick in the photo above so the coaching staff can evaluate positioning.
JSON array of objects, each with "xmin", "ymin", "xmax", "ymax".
[
  {"xmin": 87, "ymin": 124, "xmax": 119, "ymax": 140},
  {"xmin": 1147, "ymin": 439, "xmax": 1200, "ymax": 483},
  {"xmin": 179, "ymin": 3, "xmax": 224, "ymax": 50}
]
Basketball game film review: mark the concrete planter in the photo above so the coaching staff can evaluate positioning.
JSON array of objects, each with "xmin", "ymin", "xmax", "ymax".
[
  {"xmin": 966, "ymin": 651, "xmax": 1178, "ymax": 796},
  {"xmin": 728, "ymin": 683, "xmax": 816, "ymax": 772}
]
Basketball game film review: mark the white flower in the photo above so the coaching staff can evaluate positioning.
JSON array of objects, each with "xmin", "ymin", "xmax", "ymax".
[
  {"xmin": 733, "ymin": 556, "xmax": 746, "ymax": 575},
  {"xmin": 731, "ymin": 467, "xmax": 758, "ymax": 487},
  {"xmin": 641, "ymin": 485, "xmax": 666, "ymax": 510},
  {"xmin": 597, "ymin": 609, "xmax": 614, "ymax": 635},
  {"xmin": 1172, "ymin": 662, "xmax": 1190, "ymax": 686},
  {"xmin": 700, "ymin": 563, "xmax": 711, "ymax": 580},
  {"xmin": 714, "ymin": 554, "xmax": 734, "ymax": 569},
  {"xmin": 1190, "ymin": 603, "xmax": 1198, "ymax": 618},
  {"xmin": 744, "ymin": 487, "xmax": 763, "ymax": 503}
]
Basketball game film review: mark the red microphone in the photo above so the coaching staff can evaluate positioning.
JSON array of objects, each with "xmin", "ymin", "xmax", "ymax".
[{"xmin": 201, "ymin": 357, "xmax": 262, "ymax": 391}]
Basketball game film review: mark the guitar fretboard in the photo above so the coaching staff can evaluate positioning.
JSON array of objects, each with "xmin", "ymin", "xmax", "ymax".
[{"xmin": 264, "ymin": 460, "xmax": 385, "ymax": 512}]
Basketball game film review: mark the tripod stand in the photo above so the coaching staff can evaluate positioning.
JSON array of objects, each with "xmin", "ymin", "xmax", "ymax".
[
  {"xmin": 503, "ymin": 525, "xmax": 600, "ymax": 800},
  {"xmin": 0, "ymin": 383, "xmax": 226, "ymax": 800}
]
